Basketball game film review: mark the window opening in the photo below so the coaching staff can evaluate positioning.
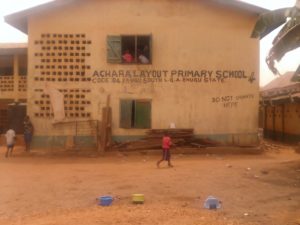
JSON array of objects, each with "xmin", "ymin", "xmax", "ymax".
[
  {"xmin": 19, "ymin": 54, "xmax": 27, "ymax": 76},
  {"xmin": 0, "ymin": 55, "xmax": 13, "ymax": 76},
  {"xmin": 107, "ymin": 35, "xmax": 151, "ymax": 64},
  {"xmin": 120, "ymin": 99, "xmax": 151, "ymax": 129}
]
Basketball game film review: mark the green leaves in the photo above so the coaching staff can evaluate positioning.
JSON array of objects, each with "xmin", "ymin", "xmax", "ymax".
[
  {"xmin": 251, "ymin": 6, "xmax": 300, "ymax": 78},
  {"xmin": 251, "ymin": 8, "xmax": 290, "ymax": 39}
]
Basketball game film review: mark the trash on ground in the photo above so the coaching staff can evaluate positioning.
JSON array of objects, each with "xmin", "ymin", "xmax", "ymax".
[
  {"xmin": 97, "ymin": 196, "xmax": 113, "ymax": 206},
  {"xmin": 132, "ymin": 194, "xmax": 144, "ymax": 204},
  {"xmin": 204, "ymin": 196, "xmax": 221, "ymax": 209}
]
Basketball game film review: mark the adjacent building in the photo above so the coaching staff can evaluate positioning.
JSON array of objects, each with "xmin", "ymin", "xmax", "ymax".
[
  {"xmin": 0, "ymin": 43, "xmax": 27, "ymax": 134},
  {"xmin": 261, "ymin": 72, "xmax": 300, "ymax": 142}
]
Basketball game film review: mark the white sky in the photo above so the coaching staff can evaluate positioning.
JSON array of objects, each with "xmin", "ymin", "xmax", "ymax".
[{"xmin": 0, "ymin": 0, "xmax": 298, "ymax": 87}]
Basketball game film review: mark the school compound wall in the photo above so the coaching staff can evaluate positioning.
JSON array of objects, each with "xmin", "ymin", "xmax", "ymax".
[{"xmin": 25, "ymin": 0, "xmax": 260, "ymax": 148}]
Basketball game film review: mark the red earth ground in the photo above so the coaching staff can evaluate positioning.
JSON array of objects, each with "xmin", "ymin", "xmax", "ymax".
[{"xmin": 0, "ymin": 140, "xmax": 299, "ymax": 225}]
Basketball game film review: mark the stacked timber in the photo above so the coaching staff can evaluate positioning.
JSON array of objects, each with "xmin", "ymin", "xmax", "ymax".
[
  {"xmin": 113, "ymin": 129, "xmax": 194, "ymax": 151},
  {"xmin": 188, "ymin": 137, "xmax": 220, "ymax": 148}
]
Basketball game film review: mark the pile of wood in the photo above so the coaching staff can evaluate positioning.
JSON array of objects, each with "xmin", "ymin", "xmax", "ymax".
[
  {"xmin": 113, "ymin": 129, "xmax": 194, "ymax": 151},
  {"xmin": 188, "ymin": 137, "xmax": 220, "ymax": 148}
]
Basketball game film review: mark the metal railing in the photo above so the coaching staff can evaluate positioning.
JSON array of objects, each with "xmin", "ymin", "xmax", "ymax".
[{"xmin": 52, "ymin": 119, "xmax": 101, "ymax": 150}]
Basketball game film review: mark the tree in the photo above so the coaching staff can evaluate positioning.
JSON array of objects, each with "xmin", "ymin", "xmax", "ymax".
[{"xmin": 251, "ymin": 0, "xmax": 300, "ymax": 81}]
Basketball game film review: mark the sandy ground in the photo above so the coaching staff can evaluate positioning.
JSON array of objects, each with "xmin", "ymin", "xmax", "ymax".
[{"xmin": 0, "ymin": 141, "xmax": 300, "ymax": 225}]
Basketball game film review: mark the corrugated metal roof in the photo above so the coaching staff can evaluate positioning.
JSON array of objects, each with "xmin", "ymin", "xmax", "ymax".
[
  {"xmin": 261, "ymin": 72, "xmax": 296, "ymax": 91},
  {"xmin": 4, "ymin": 0, "xmax": 269, "ymax": 34},
  {"xmin": 260, "ymin": 71, "xmax": 300, "ymax": 99}
]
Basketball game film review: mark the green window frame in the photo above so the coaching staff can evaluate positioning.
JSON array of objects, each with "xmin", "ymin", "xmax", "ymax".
[
  {"xmin": 120, "ymin": 99, "xmax": 151, "ymax": 129},
  {"xmin": 107, "ymin": 35, "xmax": 152, "ymax": 64}
]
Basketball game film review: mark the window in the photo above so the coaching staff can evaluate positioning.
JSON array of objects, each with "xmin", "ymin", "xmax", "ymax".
[
  {"xmin": 19, "ymin": 54, "xmax": 27, "ymax": 76},
  {"xmin": 120, "ymin": 99, "xmax": 151, "ymax": 129},
  {"xmin": 0, "ymin": 55, "xmax": 13, "ymax": 76},
  {"xmin": 107, "ymin": 35, "xmax": 151, "ymax": 64},
  {"xmin": 0, "ymin": 108, "xmax": 8, "ymax": 133}
]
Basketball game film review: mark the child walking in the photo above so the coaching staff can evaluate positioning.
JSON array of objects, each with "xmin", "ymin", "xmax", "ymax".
[{"xmin": 157, "ymin": 132, "xmax": 174, "ymax": 168}]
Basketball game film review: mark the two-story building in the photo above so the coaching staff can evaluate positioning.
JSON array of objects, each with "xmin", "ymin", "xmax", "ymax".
[{"xmin": 4, "ymin": 0, "xmax": 266, "ymax": 149}]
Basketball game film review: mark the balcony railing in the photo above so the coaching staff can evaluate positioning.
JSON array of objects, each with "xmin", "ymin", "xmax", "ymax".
[{"xmin": 0, "ymin": 75, "xmax": 27, "ymax": 99}]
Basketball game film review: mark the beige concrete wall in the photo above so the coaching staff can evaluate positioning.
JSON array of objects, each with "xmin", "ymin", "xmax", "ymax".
[{"xmin": 27, "ymin": 0, "xmax": 259, "ymax": 144}]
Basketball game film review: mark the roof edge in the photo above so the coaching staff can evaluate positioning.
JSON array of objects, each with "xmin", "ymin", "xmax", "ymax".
[
  {"xmin": 4, "ymin": 0, "xmax": 269, "ymax": 34},
  {"xmin": 0, "ymin": 43, "xmax": 28, "ymax": 49},
  {"xmin": 4, "ymin": 0, "xmax": 77, "ymax": 34},
  {"xmin": 212, "ymin": 0, "xmax": 269, "ymax": 14}
]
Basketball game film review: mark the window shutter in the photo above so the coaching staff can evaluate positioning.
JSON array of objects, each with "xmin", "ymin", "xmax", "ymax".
[
  {"xmin": 134, "ymin": 100, "xmax": 151, "ymax": 129},
  {"xmin": 120, "ymin": 99, "xmax": 133, "ymax": 128},
  {"xmin": 107, "ymin": 35, "xmax": 121, "ymax": 63}
]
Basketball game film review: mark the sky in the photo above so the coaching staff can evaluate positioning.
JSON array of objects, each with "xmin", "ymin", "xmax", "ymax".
[{"xmin": 0, "ymin": 0, "xmax": 298, "ymax": 87}]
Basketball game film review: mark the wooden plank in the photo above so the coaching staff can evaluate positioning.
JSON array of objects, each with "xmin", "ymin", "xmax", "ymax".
[{"xmin": 99, "ymin": 95, "xmax": 112, "ymax": 152}]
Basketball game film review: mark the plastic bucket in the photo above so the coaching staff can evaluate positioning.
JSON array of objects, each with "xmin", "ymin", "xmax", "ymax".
[
  {"xmin": 204, "ymin": 196, "xmax": 221, "ymax": 209},
  {"xmin": 98, "ymin": 196, "xmax": 113, "ymax": 206},
  {"xmin": 132, "ymin": 194, "xmax": 144, "ymax": 204}
]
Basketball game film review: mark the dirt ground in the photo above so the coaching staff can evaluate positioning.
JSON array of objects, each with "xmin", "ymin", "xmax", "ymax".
[{"xmin": 0, "ymin": 140, "xmax": 300, "ymax": 225}]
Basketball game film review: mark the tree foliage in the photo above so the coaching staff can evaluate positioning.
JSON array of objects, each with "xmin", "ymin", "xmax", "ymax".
[{"xmin": 251, "ymin": 4, "xmax": 300, "ymax": 80}]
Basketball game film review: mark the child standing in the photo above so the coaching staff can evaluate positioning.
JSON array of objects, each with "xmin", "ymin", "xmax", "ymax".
[
  {"xmin": 5, "ymin": 129, "xmax": 16, "ymax": 158},
  {"xmin": 157, "ymin": 132, "xmax": 174, "ymax": 168}
]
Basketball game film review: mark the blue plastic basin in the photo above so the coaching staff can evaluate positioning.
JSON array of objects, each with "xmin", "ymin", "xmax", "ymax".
[{"xmin": 98, "ymin": 196, "xmax": 113, "ymax": 206}]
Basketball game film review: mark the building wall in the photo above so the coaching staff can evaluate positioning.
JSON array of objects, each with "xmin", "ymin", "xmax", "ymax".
[
  {"xmin": 0, "ymin": 50, "xmax": 27, "ymax": 137},
  {"xmin": 26, "ymin": 0, "xmax": 260, "ymax": 147},
  {"xmin": 264, "ymin": 102, "xmax": 300, "ymax": 142},
  {"xmin": 284, "ymin": 103, "xmax": 300, "ymax": 135}
]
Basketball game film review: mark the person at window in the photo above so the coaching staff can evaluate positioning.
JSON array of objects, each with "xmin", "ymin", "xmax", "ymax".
[
  {"xmin": 122, "ymin": 50, "xmax": 133, "ymax": 63},
  {"xmin": 143, "ymin": 45, "xmax": 150, "ymax": 59},
  {"xmin": 138, "ymin": 50, "xmax": 150, "ymax": 64},
  {"xmin": 23, "ymin": 115, "xmax": 34, "ymax": 152}
]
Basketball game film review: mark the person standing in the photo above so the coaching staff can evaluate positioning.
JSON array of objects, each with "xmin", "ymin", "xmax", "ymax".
[
  {"xmin": 157, "ymin": 131, "xmax": 174, "ymax": 168},
  {"xmin": 5, "ymin": 129, "xmax": 16, "ymax": 158},
  {"xmin": 23, "ymin": 116, "xmax": 34, "ymax": 152},
  {"xmin": 138, "ymin": 52, "xmax": 150, "ymax": 64}
]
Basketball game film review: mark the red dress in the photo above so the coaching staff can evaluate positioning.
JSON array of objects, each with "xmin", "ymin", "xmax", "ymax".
[
  {"xmin": 162, "ymin": 136, "xmax": 171, "ymax": 160},
  {"xmin": 122, "ymin": 53, "xmax": 133, "ymax": 63}
]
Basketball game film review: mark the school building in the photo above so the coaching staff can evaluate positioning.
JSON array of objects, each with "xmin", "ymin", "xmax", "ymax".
[{"xmin": 3, "ymin": 0, "xmax": 267, "ymax": 149}]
